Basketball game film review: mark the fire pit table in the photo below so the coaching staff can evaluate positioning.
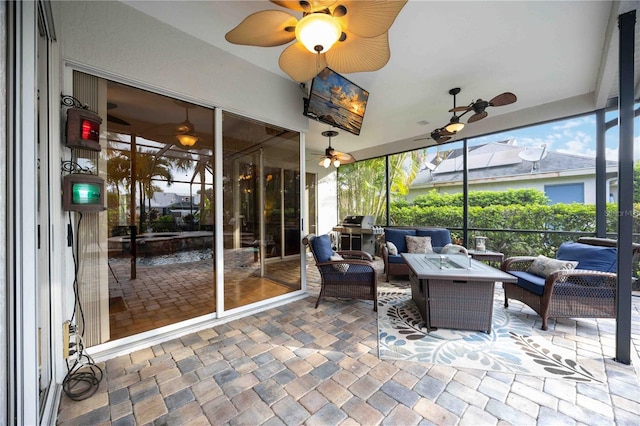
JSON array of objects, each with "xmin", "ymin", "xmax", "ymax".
[{"xmin": 402, "ymin": 253, "xmax": 517, "ymax": 333}]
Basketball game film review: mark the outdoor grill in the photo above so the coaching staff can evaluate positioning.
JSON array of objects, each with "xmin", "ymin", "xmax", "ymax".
[{"xmin": 332, "ymin": 215, "xmax": 381, "ymax": 256}]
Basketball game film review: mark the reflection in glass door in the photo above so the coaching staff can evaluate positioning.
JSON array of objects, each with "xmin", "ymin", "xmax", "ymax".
[
  {"xmin": 222, "ymin": 112, "xmax": 301, "ymax": 310},
  {"xmin": 73, "ymin": 74, "xmax": 303, "ymax": 344},
  {"xmin": 102, "ymin": 79, "xmax": 216, "ymax": 341}
]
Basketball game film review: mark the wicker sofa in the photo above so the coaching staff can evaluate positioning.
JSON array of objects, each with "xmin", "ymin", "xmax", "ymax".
[
  {"xmin": 502, "ymin": 237, "xmax": 639, "ymax": 330},
  {"xmin": 381, "ymin": 227, "xmax": 451, "ymax": 281}
]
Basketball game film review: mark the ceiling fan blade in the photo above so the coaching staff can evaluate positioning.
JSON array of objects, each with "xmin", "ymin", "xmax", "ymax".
[
  {"xmin": 335, "ymin": 0, "xmax": 407, "ymax": 38},
  {"xmin": 325, "ymin": 31, "xmax": 390, "ymax": 73},
  {"xmin": 225, "ymin": 10, "xmax": 297, "ymax": 47},
  {"xmin": 489, "ymin": 92, "xmax": 517, "ymax": 107},
  {"xmin": 279, "ymin": 42, "xmax": 328, "ymax": 82},
  {"xmin": 449, "ymin": 106, "xmax": 471, "ymax": 113},
  {"xmin": 271, "ymin": 0, "xmax": 338, "ymax": 13},
  {"xmin": 333, "ymin": 150, "xmax": 356, "ymax": 164},
  {"xmin": 467, "ymin": 111, "xmax": 488, "ymax": 123}
]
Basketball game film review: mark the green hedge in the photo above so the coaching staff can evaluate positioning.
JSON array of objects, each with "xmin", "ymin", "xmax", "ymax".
[{"xmin": 391, "ymin": 189, "xmax": 640, "ymax": 260}]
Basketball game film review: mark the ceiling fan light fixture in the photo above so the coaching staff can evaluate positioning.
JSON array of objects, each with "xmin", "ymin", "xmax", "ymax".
[
  {"xmin": 333, "ymin": 158, "xmax": 341, "ymax": 168},
  {"xmin": 295, "ymin": 13, "xmax": 342, "ymax": 54},
  {"xmin": 445, "ymin": 116, "xmax": 465, "ymax": 134},
  {"xmin": 321, "ymin": 157, "xmax": 332, "ymax": 168},
  {"xmin": 176, "ymin": 133, "xmax": 199, "ymax": 147}
]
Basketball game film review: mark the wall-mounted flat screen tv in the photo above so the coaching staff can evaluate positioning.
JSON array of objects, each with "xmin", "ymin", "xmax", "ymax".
[
  {"xmin": 303, "ymin": 67, "xmax": 369, "ymax": 136},
  {"xmin": 63, "ymin": 174, "xmax": 106, "ymax": 212}
]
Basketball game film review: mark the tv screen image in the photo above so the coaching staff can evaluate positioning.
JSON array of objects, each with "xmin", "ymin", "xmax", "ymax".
[
  {"xmin": 304, "ymin": 68, "xmax": 369, "ymax": 136},
  {"xmin": 63, "ymin": 174, "xmax": 106, "ymax": 212}
]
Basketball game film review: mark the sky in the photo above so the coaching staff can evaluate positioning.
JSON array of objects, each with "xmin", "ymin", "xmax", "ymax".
[{"xmin": 470, "ymin": 110, "xmax": 640, "ymax": 161}]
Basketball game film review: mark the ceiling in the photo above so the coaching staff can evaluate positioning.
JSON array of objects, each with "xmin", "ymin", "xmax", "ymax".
[{"xmin": 121, "ymin": 0, "xmax": 639, "ymax": 163}]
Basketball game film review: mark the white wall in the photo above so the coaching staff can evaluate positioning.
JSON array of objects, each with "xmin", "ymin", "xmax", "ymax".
[
  {"xmin": 409, "ymin": 174, "xmax": 600, "ymax": 204},
  {"xmin": 55, "ymin": 1, "xmax": 308, "ymax": 133},
  {"xmin": 317, "ymin": 173, "xmax": 338, "ymax": 234}
]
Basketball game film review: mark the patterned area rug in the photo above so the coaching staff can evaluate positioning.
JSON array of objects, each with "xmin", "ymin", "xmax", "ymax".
[{"xmin": 378, "ymin": 289, "xmax": 606, "ymax": 383}]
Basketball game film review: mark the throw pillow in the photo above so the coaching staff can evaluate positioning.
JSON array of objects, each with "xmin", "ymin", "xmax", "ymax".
[
  {"xmin": 405, "ymin": 236, "xmax": 434, "ymax": 254},
  {"xmin": 330, "ymin": 254, "xmax": 349, "ymax": 273},
  {"xmin": 386, "ymin": 241, "xmax": 398, "ymax": 255},
  {"xmin": 527, "ymin": 255, "xmax": 578, "ymax": 278}
]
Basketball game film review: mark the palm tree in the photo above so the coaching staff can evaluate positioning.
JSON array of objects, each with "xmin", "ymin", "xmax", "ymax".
[
  {"xmin": 337, "ymin": 149, "xmax": 426, "ymax": 223},
  {"xmin": 134, "ymin": 151, "xmax": 174, "ymax": 230}
]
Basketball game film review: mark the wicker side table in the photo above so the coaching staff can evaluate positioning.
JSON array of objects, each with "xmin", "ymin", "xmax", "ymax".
[{"xmin": 468, "ymin": 249, "xmax": 504, "ymax": 268}]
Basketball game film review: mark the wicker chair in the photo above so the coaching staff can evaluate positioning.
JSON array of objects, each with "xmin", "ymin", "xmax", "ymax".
[
  {"xmin": 502, "ymin": 237, "xmax": 640, "ymax": 330},
  {"xmin": 303, "ymin": 234, "xmax": 378, "ymax": 311}
]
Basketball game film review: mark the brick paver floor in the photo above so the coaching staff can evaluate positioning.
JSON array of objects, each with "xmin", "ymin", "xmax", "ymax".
[{"xmin": 57, "ymin": 259, "xmax": 640, "ymax": 425}]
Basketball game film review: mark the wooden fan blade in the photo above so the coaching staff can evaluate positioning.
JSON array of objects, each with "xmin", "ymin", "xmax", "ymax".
[
  {"xmin": 333, "ymin": 150, "xmax": 356, "ymax": 164},
  {"xmin": 325, "ymin": 31, "xmax": 390, "ymax": 73},
  {"xmin": 279, "ymin": 42, "xmax": 328, "ymax": 82},
  {"xmin": 489, "ymin": 92, "xmax": 517, "ymax": 107},
  {"xmin": 335, "ymin": 0, "xmax": 407, "ymax": 38},
  {"xmin": 467, "ymin": 111, "xmax": 488, "ymax": 123},
  {"xmin": 434, "ymin": 136, "xmax": 451, "ymax": 144},
  {"xmin": 271, "ymin": 0, "xmax": 338, "ymax": 13},
  {"xmin": 449, "ymin": 106, "xmax": 471, "ymax": 113},
  {"xmin": 225, "ymin": 10, "xmax": 297, "ymax": 47}
]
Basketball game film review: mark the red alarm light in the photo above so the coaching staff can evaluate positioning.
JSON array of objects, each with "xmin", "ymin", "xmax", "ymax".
[
  {"xmin": 81, "ymin": 118, "xmax": 100, "ymax": 142},
  {"xmin": 66, "ymin": 107, "xmax": 102, "ymax": 151}
]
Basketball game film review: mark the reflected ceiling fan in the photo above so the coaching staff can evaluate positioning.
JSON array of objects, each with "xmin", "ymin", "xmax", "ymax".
[
  {"xmin": 225, "ymin": 0, "xmax": 407, "ymax": 82},
  {"xmin": 318, "ymin": 130, "xmax": 355, "ymax": 168},
  {"xmin": 449, "ymin": 91, "xmax": 518, "ymax": 123},
  {"xmin": 143, "ymin": 101, "xmax": 203, "ymax": 148},
  {"xmin": 106, "ymin": 102, "xmax": 131, "ymax": 127}
]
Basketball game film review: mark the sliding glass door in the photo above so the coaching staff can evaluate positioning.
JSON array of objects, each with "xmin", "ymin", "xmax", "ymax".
[{"xmin": 222, "ymin": 112, "xmax": 302, "ymax": 310}]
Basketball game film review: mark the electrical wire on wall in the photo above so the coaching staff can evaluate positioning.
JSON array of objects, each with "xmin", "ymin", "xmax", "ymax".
[{"xmin": 62, "ymin": 211, "xmax": 104, "ymax": 401}]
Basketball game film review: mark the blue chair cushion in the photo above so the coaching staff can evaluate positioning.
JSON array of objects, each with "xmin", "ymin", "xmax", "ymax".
[
  {"xmin": 509, "ymin": 271, "xmax": 546, "ymax": 296},
  {"xmin": 384, "ymin": 228, "xmax": 416, "ymax": 254},
  {"xmin": 416, "ymin": 228, "xmax": 452, "ymax": 251},
  {"xmin": 556, "ymin": 242, "xmax": 617, "ymax": 272},
  {"xmin": 312, "ymin": 234, "xmax": 334, "ymax": 263}
]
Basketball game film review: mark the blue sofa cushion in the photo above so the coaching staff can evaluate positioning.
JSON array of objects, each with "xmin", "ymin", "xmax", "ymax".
[
  {"xmin": 385, "ymin": 228, "xmax": 416, "ymax": 254},
  {"xmin": 509, "ymin": 271, "xmax": 546, "ymax": 296},
  {"xmin": 557, "ymin": 242, "xmax": 617, "ymax": 272},
  {"xmin": 416, "ymin": 228, "xmax": 452, "ymax": 251},
  {"xmin": 312, "ymin": 234, "xmax": 334, "ymax": 262},
  {"xmin": 387, "ymin": 254, "xmax": 405, "ymax": 264}
]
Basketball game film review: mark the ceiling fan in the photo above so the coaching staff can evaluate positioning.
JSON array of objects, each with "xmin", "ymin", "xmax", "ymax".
[
  {"xmin": 225, "ymin": 0, "xmax": 407, "ymax": 82},
  {"xmin": 449, "ymin": 91, "xmax": 518, "ymax": 123},
  {"xmin": 421, "ymin": 88, "xmax": 518, "ymax": 145},
  {"xmin": 413, "ymin": 128, "xmax": 454, "ymax": 144},
  {"xmin": 318, "ymin": 130, "xmax": 355, "ymax": 168}
]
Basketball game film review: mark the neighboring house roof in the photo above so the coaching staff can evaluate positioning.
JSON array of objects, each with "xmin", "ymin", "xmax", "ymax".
[
  {"xmin": 150, "ymin": 193, "xmax": 200, "ymax": 208},
  {"xmin": 411, "ymin": 140, "xmax": 618, "ymax": 187},
  {"xmin": 168, "ymin": 201, "xmax": 198, "ymax": 210}
]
